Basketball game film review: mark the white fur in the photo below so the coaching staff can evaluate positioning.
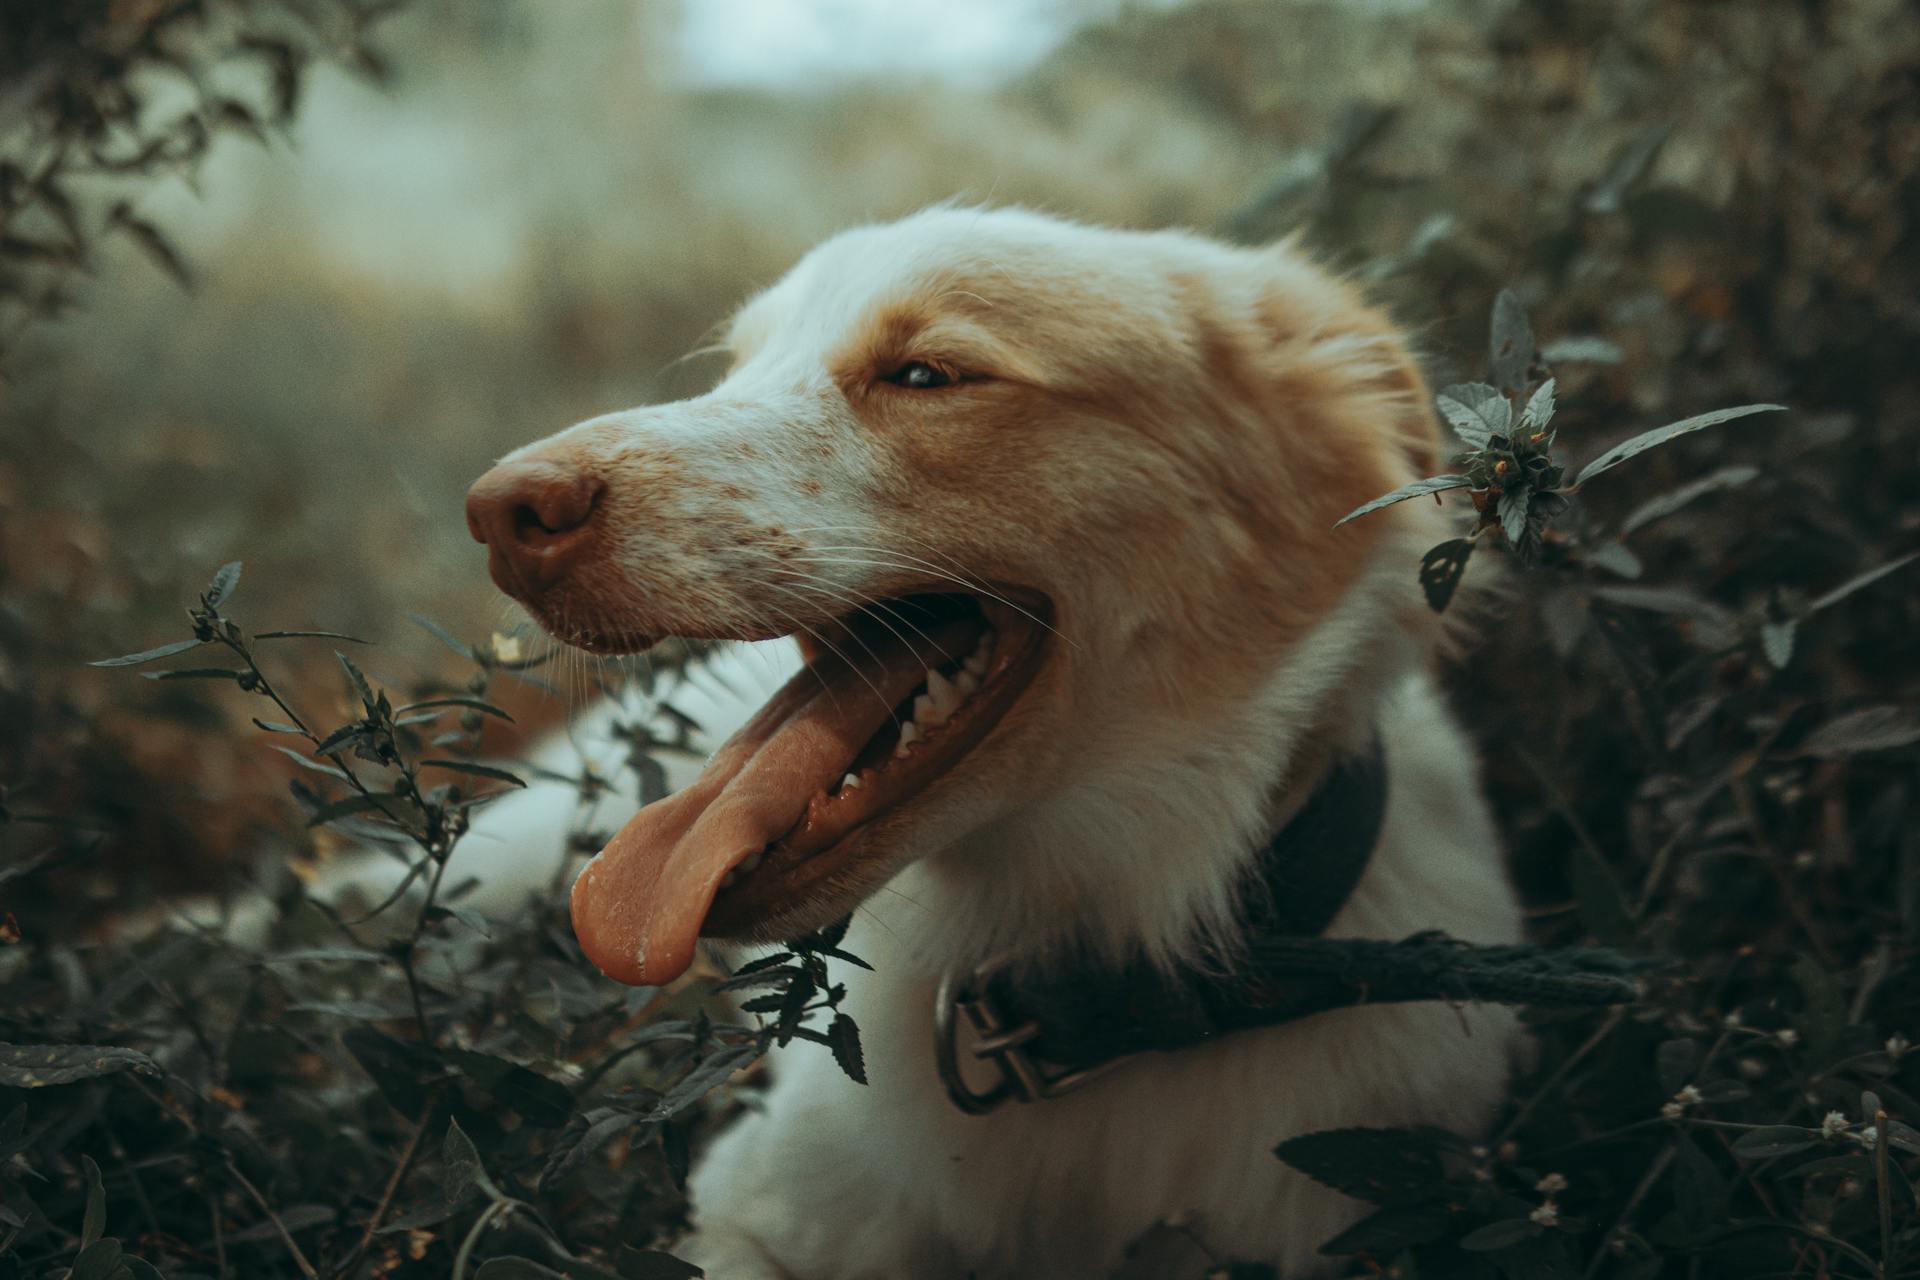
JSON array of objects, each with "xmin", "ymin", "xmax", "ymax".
[{"xmin": 332, "ymin": 209, "xmax": 1525, "ymax": 1277}]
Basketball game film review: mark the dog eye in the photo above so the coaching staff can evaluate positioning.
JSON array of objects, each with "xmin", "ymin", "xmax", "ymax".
[{"xmin": 887, "ymin": 361, "xmax": 956, "ymax": 390}]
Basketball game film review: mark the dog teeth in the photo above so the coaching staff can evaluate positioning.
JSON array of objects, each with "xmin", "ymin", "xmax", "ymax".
[
  {"xmin": 912, "ymin": 693, "xmax": 939, "ymax": 726},
  {"xmin": 954, "ymin": 669, "xmax": 979, "ymax": 695},
  {"xmin": 925, "ymin": 668, "xmax": 963, "ymax": 719},
  {"xmin": 841, "ymin": 772, "xmax": 862, "ymax": 792},
  {"xmin": 895, "ymin": 721, "xmax": 921, "ymax": 756},
  {"xmin": 964, "ymin": 631, "xmax": 994, "ymax": 676}
]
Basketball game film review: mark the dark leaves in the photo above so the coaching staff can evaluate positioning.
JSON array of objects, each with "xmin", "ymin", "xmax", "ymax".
[
  {"xmin": 1333, "ymin": 475, "xmax": 1471, "ymax": 527},
  {"xmin": 1798, "ymin": 705, "xmax": 1920, "ymax": 758},
  {"xmin": 1273, "ymin": 1128, "xmax": 1452, "ymax": 1207},
  {"xmin": 1418, "ymin": 538, "xmax": 1474, "ymax": 612},
  {"xmin": 88, "ymin": 637, "xmax": 206, "ymax": 667},
  {"xmin": 1574, "ymin": 404, "xmax": 1786, "ymax": 487},
  {"xmin": 0, "ymin": 1043, "xmax": 161, "ymax": 1088}
]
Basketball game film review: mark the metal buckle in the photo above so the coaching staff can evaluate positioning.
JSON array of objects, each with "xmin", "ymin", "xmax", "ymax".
[{"xmin": 933, "ymin": 955, "xmax": 1131, "ymax": 1115}]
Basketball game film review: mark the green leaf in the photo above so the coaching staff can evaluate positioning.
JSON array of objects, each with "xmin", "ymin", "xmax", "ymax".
[
  {"xmin": 203, "ymin": 560, "xmax": 243, "ymax": 607},
  {"xmin": 1334, "ymin": 475, "xmax": 1471, "ymax": 528},
  {"xmin": 1418, "ymin": 539, "xmax": 1474, "ymax": 613},
  {"xmin": 1656, "ymin": 1038, "xmax": 1701, "ymax": 1095},
  {"xmin": 251, "ymin": 718, "xmax": 305, "ymax": 734},
  {"xmin": 1274, "ymin": 1127, "xmax": 1452, "ymax": 1207},
  {"xmin": 337, "ymin": 650, "xmax": 377, "ymax": 710},
  {"xmin": 0, "ymin": 1043, "xmax": 161, "ymax": 1088},
  {"xmin": 616, "ymin": 1248, "xmax": 706, "ymax": 1279},
  {"xmin": 1807, "ymin": 551, "xmax": 1920, "ymax": 613},
  {"xmin": 1522, "ymin": 377, "xmax": 1557, "ymax": 429},
  {"xmin": 304, "ymin": 792, "xmax": 400, "ymax": 828},
  {"xmin": 409, "ymin": 612, "xmax": 474, "ymax": 659},
  {"xmin": 140, "ymin": 667, "xmax": 245, "ymax": 682},
  {"xmin": 828, "ymin": 1014, "xmax": 867, "ymax": 1085},
  {"xmin": 474, "ymin": 1260, "xmax": 566, "ymax": 1280},
  {"xmin": 267, "ymin": 743, "xmax": 349, "ymax": 780},
  {"xmin": 1489, "ymin": 289, "xmax": 1536, "ymax": 393},
  {"xmin": 1459, "ymin": 1218, "xmax": 1544, "ymax": 1251},
  {"xmin": 88, "ymin": 638, "xmax": 207, "ymax": 667},
  {"xmin": 1799, "ymin": 705, "xmax": 1920, "ymax": 758},
  {"xmin": 444, "ymin": 1118, "xmax": 504, "ymax": 1211},
  {"xmin": 1672, "ymin": 1132, "xmax": 1728, "ymax": 1232},
  {"xmin": 649, "ymin": 1043, "xmax": 762, "ymax": 1121},
  {"xmin": 1619, "ymin": 464, "xmax": 1760, "ymax": 535},
  {"xmin": 1436, "ymin": 383, "xmax": 1511, "ymax": 448},
  {"xmin": 1731, "ymin": 1126, "xmax": 1819, "ymax": 1159},
  {"xmin": 1317, "ymin": 1200, "xmax": 1457, "ymax": 1256},
  {"xmin": 395, "ymin": 697, "xmax": 516, "ymax": 722},
  {"xmin": 1498, "ymin": 486, "xmax": 1532, "ymax": 546},
  {"xmin": 446, "ymin": 1051, "xmax": 574, "ymax": 1128},
  {"xmin": 256, "ymin": 629, "xmax": 371, "ymax": 643},
  {"xmin": 69, "ymin": 1237, "xmax": 123, "ymax": 1280},
  {"xmin": 1541, "ymin": 335, "xmax": 1623, "ymax": 364},
  {"xmin": 1759, "ymin": 619, "xmax": 1796, "ymax": 670},
  {"xmin": 1574, "ymin": 404, "xmax": 1786, "ymax": 487},
  {"xmin": 80, "ymin": 1154, "xmax": 106, "ymax": 1248},
  {"xmin": 422, "ymin": 759, "xmax": 527, "ymax": 788}
]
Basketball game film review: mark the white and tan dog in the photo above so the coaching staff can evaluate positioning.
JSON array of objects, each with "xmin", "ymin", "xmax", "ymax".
[{"xmin": 454, "ymin": 206, "xmax": 1523, "ymax": 1279}]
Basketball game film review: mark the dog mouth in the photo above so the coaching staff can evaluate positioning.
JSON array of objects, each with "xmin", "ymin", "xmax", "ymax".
[{"xmin": 569, "ymin": 590, "xmax": 1052, "ymax": 986}]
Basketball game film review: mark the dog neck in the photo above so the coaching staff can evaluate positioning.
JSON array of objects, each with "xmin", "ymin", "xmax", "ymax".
[{"xmin": 886, "ymin": 549, "xmax": 1433, "ymax": 981}]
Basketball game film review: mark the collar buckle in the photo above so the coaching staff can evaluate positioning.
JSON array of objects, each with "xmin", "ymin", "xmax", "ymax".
[{"xmin": 932, "ymin": 956, "xmax": 1132, "ymax": 1115}]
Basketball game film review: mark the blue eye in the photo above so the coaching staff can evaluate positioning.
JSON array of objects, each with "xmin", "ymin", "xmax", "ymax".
[{"xmin": 889, "ymin": 361, "xmax": 955, "ymax": 389}]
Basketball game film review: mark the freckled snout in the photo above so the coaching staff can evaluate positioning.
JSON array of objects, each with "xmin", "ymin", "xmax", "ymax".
[{"xmin": 465, "ymin": 460, "xmax": 606, "ymax": 600}]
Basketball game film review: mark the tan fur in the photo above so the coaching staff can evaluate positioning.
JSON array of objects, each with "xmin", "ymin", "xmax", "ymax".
[{"xmin": 458, "ymin": 207, "xmax": 1519, "ymax": 1278}]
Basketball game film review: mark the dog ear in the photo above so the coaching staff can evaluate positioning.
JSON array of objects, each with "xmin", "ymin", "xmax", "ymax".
[{"xmin": 1249, "ymin": 243, "xmax": 1445, "ymax": 482}]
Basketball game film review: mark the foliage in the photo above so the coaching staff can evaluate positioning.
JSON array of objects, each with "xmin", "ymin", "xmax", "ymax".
[
  {"xmin": 0, "ymin": 0, "xmax": 402, "ymax": 365},
  {"xmin": 1, "ymin": 565, "xmax": 868, "ymax": 1278}
]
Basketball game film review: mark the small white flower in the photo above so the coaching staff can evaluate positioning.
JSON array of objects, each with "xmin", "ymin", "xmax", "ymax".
[
  {"xmin": 1677, "ymin": 1084, "xmax": 1703, "ymax": 1105},
  {"xmin": 1855, "ymin": 1126, "xmax": 1879, "ymax": 1151},
  {"xmin": 1776, "ymin": 1028, "xmax": 1800, "ymax": 1048},
  {"xmin": 1888, "ymin": 1033, "xmax": 1910, "ymax": 1059},
  {"xmin": 490, "ymin": 632, "xmax": 525, "ymax": 664},
  {"xmin": 1530, "ymin": 1201, "xmax": 1560, "ymax": 1227},
  {"xmin": 1723, "ymin": 1010, "xmax": 1744, "ymax": 1030},
  {"xmin": 1821, "ymin": 1111, "xmax": 1849, "ymax": 1139},
  {"xmin": 1662, "ymin": 1101, "xmax": 1686, "ymax": 1120},
  {"xmin": 1535, "ymin": 1172, "xmax": 1569, "ymax": 1194}
]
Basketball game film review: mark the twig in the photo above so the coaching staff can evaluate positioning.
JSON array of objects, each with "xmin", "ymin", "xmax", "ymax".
[
  {"xmin": 224, "ymin": 1157, "xmax": 320, "ymax": 1280},
  {"xmin": 343, "ymin": 1102, "xmax": 438, "ymax": 1270}
]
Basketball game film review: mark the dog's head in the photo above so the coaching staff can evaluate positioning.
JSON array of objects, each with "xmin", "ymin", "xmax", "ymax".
[{"xmin": 465, "ymin": 207, "xmax": 1444, "ymax": 985}]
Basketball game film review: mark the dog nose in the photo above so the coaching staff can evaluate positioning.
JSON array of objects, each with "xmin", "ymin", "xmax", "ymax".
[{"xmin": 465, "ymin": 461, "xmax": 606, "ymax": 596}]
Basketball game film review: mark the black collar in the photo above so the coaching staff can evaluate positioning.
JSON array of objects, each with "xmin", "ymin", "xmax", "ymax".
[
  {"xmin": 934, "ymin": 735, "xmax": 1645, "ymax": 1114},
  {"xmin": 934, "ymin": 736, "xmax": 1391, "ymax": 1112}
]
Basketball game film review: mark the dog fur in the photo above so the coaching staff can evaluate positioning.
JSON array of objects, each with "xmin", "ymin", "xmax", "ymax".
[{"xmin": 420, "ymin": 207, "xmax": 1524, "ymax": 1278}]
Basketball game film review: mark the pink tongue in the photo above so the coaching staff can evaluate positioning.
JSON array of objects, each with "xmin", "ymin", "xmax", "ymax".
[{"xmin": 570, "ymin": 615, "xmax": 981, "ymax": 986}]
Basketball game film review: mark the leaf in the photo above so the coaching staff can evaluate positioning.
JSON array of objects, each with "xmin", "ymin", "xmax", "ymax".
[
  {"xmin": 1417, "ymin": 539, "xmax": 1473, "ymax": 613},
  {"xmin": 1436, "ymin": 383, "xmax": 1511, "ymax": 448},
  {"xmin": 1789, "ymin": 954, "xmax": 1845, "ymax": 1059},
  {"xmin": 1333, "ymin": 476, "xmax": 1472, "ymax": 528},
  {"xmin": 1541, "ymin": 335, "xmax": 1624, "ymax": 364},
  {"xmin": 409, "ymin": 612, "xmax": 474, "ymax": 658},
  {"xmin": 140, "ymin": 667, "xmax": 245, "ymax": 682},
  {"xmin": 447, "ymin": 1051, "xmax": 574, "ymax": 1128},
  {"xmin": 1574, "ymin": 404, "xmax": 1786, "ymax": 487},
  {"xmin": 81, "ymin": 1154, "xmax": 106, "ymax": 1248},
  {"xmin": 1489, "ymin": 290, "xmax": 1536, "ymax": 393},
  {"xmin": 1585, "ymin": 542, "xmax": 1643, "ymax": 580},
  {"xmin": 268, "ymin": 743, "xmax": 349, "ymax": 780},
  {"xmin": 204, "ymin": 560, "xmax": 242, "ymax": 607},
  {"xmin": 304, "ymin": 792, "xmax": 398, "ymax": 828},
  {"xmin": 68, "ymin": 1237, "xmax": 123, "ymax": 1280},
  {"xmin": 616, "ymin": 1248, "xmax": 706, "ymax": 1279},
  {"xmin": 1759, "ymin": 620, "xmax": 1796, "ymax": 670},
  {"xmin": 109, "ymin": 202, "xmax": 191, "ymax": 287},
  {"xmin": 1799, "ymin": 706, "xmax": 1920, "ymax": 758},
  {"xmin": 396, "ymin": 697, "xmax": 516, "ymax": 722},
  {"xmin": 1498, "ymin": 486, "xmax": 1532, "ymax": 547},
  {"xmin": 251, "ymin": 718, "xmax": 305, "ymax": 734},
  {"xmin": 337, "ymin": 650, "xmax": 377, "ymax": 710},
  {"xmin": 649, "ymin": 1042, "xmax": 762, "ymax": 1121},
  {"xmin": 0, "ymin": 1043, "xmax": 160, "ymax": 1088},
  {"xmin": 1589, "ymin": 586, "xmax": 1740, "ymax": 650},
  {"xmin": 1317, "ymin": 1200, "xmax": 1458, "ymax": 1256},
  {"xmin": 1808, "ymin": 551, "xmax": 1920, "ymax": 613},
  {"xmin": 422, "ymin": 760, "xmax": 528, "ymax": 788},
  {"xmin": 1731, "ymin": 1126, "xmax": 1819, "ymax": 1159},
  {"xmin": 1273, "ymin": 1127, "xmax": 1451, "ymax": 1207},
  {"xmin": 256, "ymin": 629, "xmax": 371, "ymax": 643},
  {"xmin": 1672, "ymin": 1132, "xmax": 1728, "ymax": 1232},
  {"xmin": 828, "ymin": 1014, "xmax": 867, "ymax": 1085},
  {"xmin": 1619, "ymin": 465, "xmax": 1760, "ymax": 535},
  {"xmin": 1459, "ymin": 1218, "xmax": 1544, "ymax": 1251},
  {"xmin": 444, "ymin": 1118, "xmax": 502, "ymax": 1211},
  {"xmin": 1583, "ymin": 124, "xmax": 1672, "ymax": 214},
  {"xmin": 1522, "ymin": 377, "xmax": 1557, "ymax": 429},
  {"xmin": 1656, "ymin": 1038, "xmax": 1701, "ymax": 1096},
  {"xmin": 475, "ymin": 1260, "xmax": 566, "ymax": 1279},
  {"xmin": 88, "ymin": 638, "xmax": 206, "ymax": 667}
]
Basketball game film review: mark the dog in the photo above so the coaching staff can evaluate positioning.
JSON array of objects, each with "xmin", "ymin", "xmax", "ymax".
[{"xmin": 453, "ymin": 206, "xmax": 1524, "ymax": 1279}]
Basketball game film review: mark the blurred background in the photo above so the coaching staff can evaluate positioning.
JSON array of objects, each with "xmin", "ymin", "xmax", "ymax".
[
  {"xmin": 6, "ymin": 3, "xmax": 1920, "ymax": 1275},
  {"xmin": 4, "ymin": 0, "xmax": 1917, "ymax": 935}
]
